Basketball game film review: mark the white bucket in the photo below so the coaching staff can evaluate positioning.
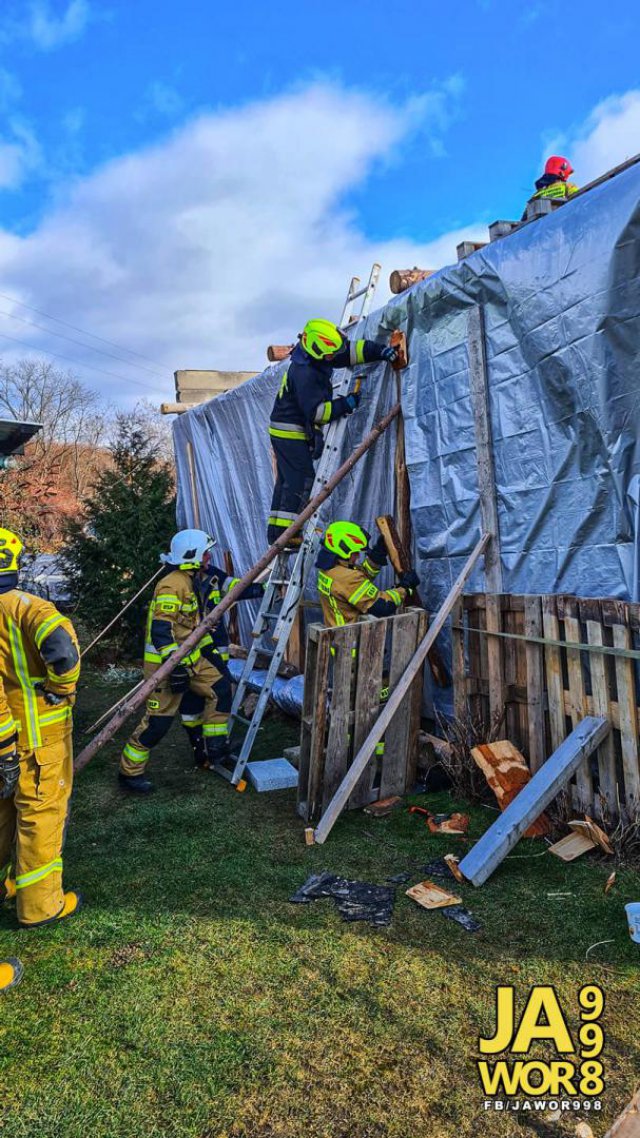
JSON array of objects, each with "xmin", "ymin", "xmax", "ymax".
[{"xmin": 625, "ymin": 902, "xmax": 640, "ymax": 944}]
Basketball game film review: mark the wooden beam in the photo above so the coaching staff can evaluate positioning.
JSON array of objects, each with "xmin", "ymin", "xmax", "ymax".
[
  {"xmin": 312, "ymin": 532, "xmax": 490, "ymax": 844},
  {"xmin": 458, "ymin": 717, "xmax": 610, "ymax": 887},
  {"xmin": 467, "ymin": 305, "xmax": 502, "ymax": 592}
]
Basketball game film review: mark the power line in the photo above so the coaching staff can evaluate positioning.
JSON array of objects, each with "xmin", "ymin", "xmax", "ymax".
[
  {"xmin": 0, "ymin": 289, "xmax": 174, "ymax": 374},
  {"xmin": 0, "ymin": 306, "xmax": 170, "ymax": 382},
  {"xmin": 0, "ymin": 329, "xmax": 162, "ymax": 393}
]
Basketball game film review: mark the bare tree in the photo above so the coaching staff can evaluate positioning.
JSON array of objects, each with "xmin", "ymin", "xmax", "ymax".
[{"xmin": 0, "ymin": 358, "xmax": 109, "ymax": 549}]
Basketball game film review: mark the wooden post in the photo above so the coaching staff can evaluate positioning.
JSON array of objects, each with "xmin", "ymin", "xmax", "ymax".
[
  {"xmin": 542, "ymin": 595, "xmax": 566, "ymax": 752},
  {"xmin": 558, "ymin": 594, "xmax": 593, "ymax": 809},
  {"xmin": 451, "ymin": 598, "xmax": 467, "ymax": 722},
  {"xmin": 467, "ymin": 306, "xmax": 502, "ymax": 592},
  {"xmin": 313, "ymin": 532, "xmax": 490, "ymax": 844},
  {"xmin": 524, "ymin": 595, "xmax": 546, "ymax": 772},
  {"xmin": 485, "ymin": 593, "xmax": 505, "ymax": 727},
  {"xmin": 186, "ymin": 441, "xmax": 201, "ymax": 528}
]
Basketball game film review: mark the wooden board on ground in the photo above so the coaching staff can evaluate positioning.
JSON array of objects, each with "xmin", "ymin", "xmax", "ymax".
[
  {"xmin": 406, "ymin": 880, "xmax": 461, "ymax": 910},
  {"xmin": 548, "ymin": 831, "xmax": 597, "ymax": 862},
  {"xmin": 458, "ymin": 717, "xmax": 610, "ymax": 887}
]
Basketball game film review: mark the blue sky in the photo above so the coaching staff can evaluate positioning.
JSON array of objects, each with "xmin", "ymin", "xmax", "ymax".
[{"xmin": 0, "ymin": 0, "xmax": 638, "ymax": 402}]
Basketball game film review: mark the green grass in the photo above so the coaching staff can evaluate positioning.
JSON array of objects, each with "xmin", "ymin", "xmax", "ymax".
[{"xmin": 1, "ymin": 672, "xmax": 639, "ymax": 1138}]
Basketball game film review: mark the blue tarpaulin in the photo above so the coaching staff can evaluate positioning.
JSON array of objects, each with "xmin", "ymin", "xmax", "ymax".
[{"xmin": 174, "ymin": 160, "xmax": 640, "ymax": 712}]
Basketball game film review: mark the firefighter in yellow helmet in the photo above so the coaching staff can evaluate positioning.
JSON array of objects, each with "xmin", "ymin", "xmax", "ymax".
[
  {"xmin": 267, "ymin": 319, "xmax": 398, "ymax": 544},
  {"xmin": 316, "ymin": 520, "xmax": 419, "ymax": 628},
  {"xmin": 0, "ymin": 527, "xmax": 82, "ymax": 927}
]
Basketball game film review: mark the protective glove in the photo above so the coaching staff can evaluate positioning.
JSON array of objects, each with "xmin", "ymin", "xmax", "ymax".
[
  {"xmin": 312, "ymin": 431, "xmax": 325, "ymax": 460},
  {"xmin": 0, "ymin": 750, "xmax": 19, "ymax": 800},
  {"xmin": 168, "ymin": 665, "xmax": 191, "ymax": 694},
  {"xmin": 368, "ymin": 535, "xmax": 389, "ymax": 567},
  {"xmin": 344, "ymin": 389, "xmax": 361, "ymax": 412},
  {"xmin": 381, "ymin": 345, "xmax": 398, "ymax": 363},
  {"xmin": 397, "ymin": 569, "xmax": 420, "ymax": 593}
]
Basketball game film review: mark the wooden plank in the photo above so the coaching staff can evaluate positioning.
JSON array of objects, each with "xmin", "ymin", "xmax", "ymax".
[
  {"xmin": 585, "ymin": 618, "xmax": 618, "ymax": 812},
  {"xmin": 458, "ymin": 717, "xmax": 610, "ymax": 886},
  {"xmin": 542, "ymin": 595, "xmax": 566, "ymax": 753},
  {"xmin": 314, "ymin": 533, "xmax": 490, "ymax": 843},
  {"xmin": 297, "ymin": 627, "xmax": 319, "ymax": 818},
  {"xmin": 523, "ymin": 596, "xmax": 542, "ymax": 773},
  {"xmin": 604, "ymin": 1089, "xmax": 640, "ymax": 1138},
  {"xmin": 302, "ymin": 627, "xmax": 332, "ymax": 821},
  {"xmin": 562, "ymin": 596, "xmax": 593, "ymax": 810},
  {"xmin": 380, "ymin": 611, "xmax": 422, "ymax": 799},
  {"xmin": 185, "ymin": 441, "xmax": 201, "ymax": 527},
  {"xmin": 321, "ymin": 624, "xmax": 358, "ymax": 811},
  {"xmin": 486, "ymin": 593, "xmax": 505, "ymax": 728},
  {"xmin": 612, "ymin": 622, "xmax": 640, "ymax": 813},
  {"xmin": 467, "ymin": 306, "xmax": 502, "ymax": 592},
  {"xmin": 452, "ymin": 598, "xmax": 467, "ymax": 723},
  {"xmin": 348, "ymin": 619, "xmax": 387, "ymax": 809},
  {"xmin": 406, "ymin": 610, "xmax": 429, "ymax": 790}
]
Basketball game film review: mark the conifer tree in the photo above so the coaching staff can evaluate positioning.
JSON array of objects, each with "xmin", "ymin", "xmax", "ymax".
[{"xmin": 64, "ymin": 412, "xmax": 176, "ymax": 658}]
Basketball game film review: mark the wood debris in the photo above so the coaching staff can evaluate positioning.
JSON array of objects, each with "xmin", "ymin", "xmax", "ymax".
[
  {"xmin": 549, "ymin": 815, "xmax": 614, "ymax": 862},
  {"xmin": 605, "ymin": 871, "xmax": 617, "ymax": 894},
  {"xmin": 406, "ymin": 879, "xmax": 461, "ymax": 910},
  {"xmin": 444, "ymin": 854, "xmax": 465, "ymax": 883},
  {"xmin": 364, "ymin": 796, "xmax": 402, "ymax": 818},
  {"xmin": 471, "ymin": 739, "xmax": 551, "ymax": 837}
]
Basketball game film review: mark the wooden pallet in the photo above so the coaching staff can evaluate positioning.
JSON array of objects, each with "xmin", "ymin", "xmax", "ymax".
[
  {"xmin": 297, "ymin": 609, "xmax": 428, "ymax": 821},
  {"xmin": 452, "ymin": 593, "xmax": 640, "ymax": 819}
]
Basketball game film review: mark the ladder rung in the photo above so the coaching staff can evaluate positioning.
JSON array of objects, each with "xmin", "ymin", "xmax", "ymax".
[{"xmin": 231, "ymin": 713, "xmax": 252, "ymax": 727}]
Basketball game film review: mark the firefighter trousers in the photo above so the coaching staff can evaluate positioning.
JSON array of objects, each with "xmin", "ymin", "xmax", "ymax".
[
  {"xmin": 0, "ymin": 733, "xmax": 73, "ymax": 927},
  {"xmin": 267, "ymin": 436, "xmax": 315, "ymax": 544},
  {"xmin": 121, "ymin": 655, "xmax": 230, "ymax": 777}
]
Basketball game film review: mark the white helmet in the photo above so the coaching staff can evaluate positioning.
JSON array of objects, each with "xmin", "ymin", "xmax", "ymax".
[{"xmin": 161, "ymin": 529, "xmax": 215, "ymax": 569}]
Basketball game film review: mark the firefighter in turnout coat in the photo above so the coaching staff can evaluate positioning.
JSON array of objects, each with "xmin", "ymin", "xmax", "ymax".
[
  {"xmin": 267, "ymin": 318, "xmax": 398, "ymax": 544},
  {"xmin": 0, "ymin": 527, "xmax": 82, "ymax": 928},
  {"xmin": 120, "ymin": 530, "xmax": 245, "ymax": 792}
]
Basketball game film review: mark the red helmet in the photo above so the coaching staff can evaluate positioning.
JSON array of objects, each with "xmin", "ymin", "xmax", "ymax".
[{"xmin": 544, "ymin": 155, "xmax": 573, "ymax": 181}]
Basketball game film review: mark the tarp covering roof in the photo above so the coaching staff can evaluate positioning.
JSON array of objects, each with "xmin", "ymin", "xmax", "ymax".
[{"xmin": 174, "ymin": 159, "xmax": 640, "ymax": 657}]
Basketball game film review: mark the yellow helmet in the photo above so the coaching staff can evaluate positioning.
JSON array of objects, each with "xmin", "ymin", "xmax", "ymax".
[
  {"xmin": 0, "ymin": 528, "xmax": 23, "ymax": 574},
  {"xmin": 301, "ymin": 318, "xmax": 344, "ymax": 360},
  {"xmin": 324, "ymin": 521, "xmax": 370, "ymax": 561}
]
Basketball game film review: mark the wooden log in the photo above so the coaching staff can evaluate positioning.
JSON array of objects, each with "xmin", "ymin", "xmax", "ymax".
[
  {"xmin": 313, "ymin": 532, "xmax": 490, "ymax": 844},
  {"xmin": 267, "ymin": 344, "xmax": 294, "ymax": 362},
  {"xmin": 389, "ymin": 268, "xmax": 433, "ymax": 294},
  {"xmin": 458, "ymin": 717, "xmax": 610, "ymax": 887},
  {"xmin": 160, "ymin": 403, "xmax": 190, "ymax": 414}
]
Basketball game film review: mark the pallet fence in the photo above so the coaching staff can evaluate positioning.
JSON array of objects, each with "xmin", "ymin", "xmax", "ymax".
[
  {"xmin": 298, "ymin": 608, "xmax": 428, "ymax": 822},
  {"xmin": 452, "ymin": 593, "xmax": 640, "ymax": 819}
]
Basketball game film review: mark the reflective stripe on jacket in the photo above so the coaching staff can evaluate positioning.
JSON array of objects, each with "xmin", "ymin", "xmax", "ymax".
[
  {"xmin": 316, "ymin": 562, "xmax": 405, "ymax": 629},
  {"xmin": 0, "ymin": 589, "xmax": 79, "ymax": 752}
]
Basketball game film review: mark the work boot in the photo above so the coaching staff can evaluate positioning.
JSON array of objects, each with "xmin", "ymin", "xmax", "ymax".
[
  {"xmin": 203, "ymin": 739, "xmax": 232, "ymax": 770},
  {"xmin": 118, "ymin": 771, "xmax": 155, "ymax": 794},
  {"xmin": 0, "ymin": 958, "xmax": 23, "ymax": 993},
  {"xmin": 20, "ymin": 891, "xmax": 84, "ymax": 928}
]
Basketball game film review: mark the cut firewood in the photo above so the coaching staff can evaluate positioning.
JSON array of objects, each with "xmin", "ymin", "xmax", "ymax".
[
  {"xmin": 267, "ymin": 344, "xmax": 294, "ymax": 362},
  {"xmin": 471, "ymin": 739, "xmax": 551, "ymax": 838},
  {"xmin": 389, "ymin": 268, "xmax": 434, "ymax": 295},
  {"xmin": 406, "ymin": 879, "xmax": 461, "ymax": 910},
  {"xmin": 389, "ymin": 329, "xmax": 408, "ymax": 370}
]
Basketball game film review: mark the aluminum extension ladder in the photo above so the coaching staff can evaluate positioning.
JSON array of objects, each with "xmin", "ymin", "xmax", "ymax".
[{"xmin": 214, "ymin": 263, "xmax": 381, "ymax": 787}]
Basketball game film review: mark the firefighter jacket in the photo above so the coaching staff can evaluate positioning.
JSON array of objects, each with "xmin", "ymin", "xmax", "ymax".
[
  {"xmin": 194, "ymin": 564, "xmax": 264, "ymax": 662},
  {"xmin": 0, "ymin": 579, "xmax": 80, "ymax": 757},
  {"xmin": 143, "ymin": 567, "xmax": 215, "ymax": 675},
  {"xmin": 531, "ymin": 174, "xmax": 579, "ymax": 201},
  {"xmin": 269, "ymin": 338, "xmax": 389, "ymax": 446},
  {"xmin": 316, "ymin": 555, "xmax": 407, "ymax": 629}
]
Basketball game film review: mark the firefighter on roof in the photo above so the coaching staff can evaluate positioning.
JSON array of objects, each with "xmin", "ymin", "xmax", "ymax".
[
  {"xmin": 267, "ymin": 318, "xmax": 398, "ymax": 545},
  {"xmin": 526, "ymin": 155, "xmax": 578, "ymax": 212}
]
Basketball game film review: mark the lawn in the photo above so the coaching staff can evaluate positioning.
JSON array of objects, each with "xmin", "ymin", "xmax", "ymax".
[{"xmin": 1, "ymin": 671, "xmax": 638, "ymax": 1138}]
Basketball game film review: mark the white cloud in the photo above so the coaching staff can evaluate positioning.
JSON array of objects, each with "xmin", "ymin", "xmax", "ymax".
[
  {"xmin": 0, "ymin": 81, "xmax": 478, "ymax": 405},
  {"xmin": 27, "ymin": 0, "xmax": 91, "ymax": 50},
  {"xmin": 0, "ymin": 119, "xmax": 40, "ymax": 189},
  {"xmin": 545, "ymin": 89, "xmax": 640, "ymax": 185}
]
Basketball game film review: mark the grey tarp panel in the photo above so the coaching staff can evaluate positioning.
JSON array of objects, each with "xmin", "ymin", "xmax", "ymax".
[{"xmin": 174, "ymin": 160, "xmax": 640, "ymax": 709}]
